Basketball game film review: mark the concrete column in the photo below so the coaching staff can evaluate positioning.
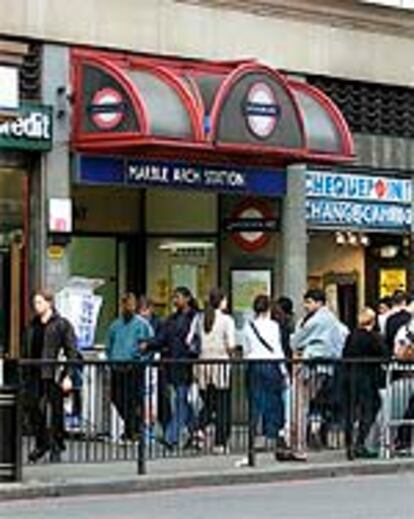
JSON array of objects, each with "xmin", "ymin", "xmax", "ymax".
[
  {"xmin": 282, "ymin": 163, "xmax": 308, "ymax": 315},
  {"xmin": 41, "ymin": 45, "xmax": 71, "ymax": 292}
]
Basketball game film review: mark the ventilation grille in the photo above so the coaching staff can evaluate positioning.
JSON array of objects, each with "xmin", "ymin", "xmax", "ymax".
[
  {"xmin": 307, "ymin": 75, "xmax": 414, "ymax": 138},
  {"xmin": 20, "ymin": 42, "xmax": 42, "ymax": 101}
]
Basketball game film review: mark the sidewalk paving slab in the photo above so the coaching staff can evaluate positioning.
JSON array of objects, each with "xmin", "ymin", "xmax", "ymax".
[{"xmin": 2, "ymin": 452, "xmax": 414, "ymax": 502}]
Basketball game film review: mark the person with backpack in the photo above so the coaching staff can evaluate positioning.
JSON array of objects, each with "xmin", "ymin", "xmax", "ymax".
[{"xmin": 25, "ymin": 290, "xmax": 80, "ymax": 463}]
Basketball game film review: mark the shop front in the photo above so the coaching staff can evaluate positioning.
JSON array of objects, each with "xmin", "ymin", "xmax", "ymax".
[
  {"xmin": 0, "ymin": 102, "xmax": 53, "ymax": 356},
  {"xmin": 306, "ymin": 169, "xmax": 411, "ymax": 327},
  {"xmin": 69, "ymin": 49, "xmax": 354, "ymax": 342}
]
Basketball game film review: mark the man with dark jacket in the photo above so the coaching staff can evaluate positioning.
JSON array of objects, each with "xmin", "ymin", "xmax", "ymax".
[
  {"xmin": 155, "ymin": 287, "xmax": 200, "ymax": 450},
  {"xmin": 385, "ymin": 291, "xmax": 411, "ymax": 358},
  {"xmin": 342, "ymin": 307, "xmax": 387, "ymax": 460},
  {"xmin": 25, "ymin": 290, "xmax": 79, "ymax": 463}
]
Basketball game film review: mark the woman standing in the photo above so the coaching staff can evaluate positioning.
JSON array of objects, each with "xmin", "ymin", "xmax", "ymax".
[
  {"xmin": 195, "ymin": 289, "xmax": 236, "ymax": 453},
  {"xmin": 243, "ymin": 295, "xmax": 288, "ymax": 458}
]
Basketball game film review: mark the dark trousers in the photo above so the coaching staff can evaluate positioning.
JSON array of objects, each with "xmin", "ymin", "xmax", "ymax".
[
  {"xmin": 31, "ymin": 379, "xmax": 65, "ymax": 451},
  {"xmin": 344, "ymin": 390, "xmax": 380, "ymax": 450},
  {"xmin": 111, "ymin": 367, "xmax": 143, "ymax": 439},
  {"xmin": 248, "ymin": 362, "xmax": 285, "ymax": 440},
  {"xmin": 198, "ymin": 385, "xmax": 232, "ymax": 447},
  {"xmin": 157, "ymin": 367, "xmax": 171, "ymax": 433}
]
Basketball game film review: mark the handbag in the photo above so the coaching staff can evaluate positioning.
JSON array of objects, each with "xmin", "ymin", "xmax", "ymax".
[{"xmin": 395, "ymin": 326, "xmax": 414, "ymax": 361}]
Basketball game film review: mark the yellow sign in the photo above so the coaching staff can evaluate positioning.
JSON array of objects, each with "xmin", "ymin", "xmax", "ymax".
[
  {"xmin": 379, "ymin": 269, "xmax": 407, "ymax": 298},
  {"xmin": 47, "ymin": 245, "xmax": 64, "ymax": 260}
]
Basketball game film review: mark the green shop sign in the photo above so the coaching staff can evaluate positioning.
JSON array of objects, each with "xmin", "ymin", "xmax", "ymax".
[{"xmin": 0, "ymin": 103, "xmax": 53, "ymax": 151}]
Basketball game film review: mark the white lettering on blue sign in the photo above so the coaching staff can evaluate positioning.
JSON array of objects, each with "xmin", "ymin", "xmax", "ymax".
[
  {"xmin": 306, "ymin": 199, "xmax": 411, "ymax": 230},
  {"xmin": 306, "ymin": 171, "xmax": 411, "ymax": 204},
  {"xmin": 126, "ymin": 163, "xmax": 247, "ymax": 190}
]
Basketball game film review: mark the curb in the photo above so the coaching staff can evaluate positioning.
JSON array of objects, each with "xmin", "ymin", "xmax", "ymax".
[{"xmin": 1, "ymin": 459, "xmax": 414, "ymax": 501}]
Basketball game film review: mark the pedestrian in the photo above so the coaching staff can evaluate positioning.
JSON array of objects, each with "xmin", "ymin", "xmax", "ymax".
[
  {"xmin": 137, "ymin": 295, "xmax": 163, "ymax": 443},
  {"xmin": 155, "ymin": 287, "xmax": 201, "ymax": 450},
  {"xmin": 137, "ymin": 295, "xmax": 163, "ymax": 338},
  {"xmin": 193, "ymin": 288, "xmax": 236, "ymax": 454},
  {"xmin": 106, "ymin": 293, "xmax": 153, "ymax": 442},
  {"xmin": 243, "ymin": 294, "xmax": 290, "ymax": 461},
  {"xmin": 271, "ymin": 296, "xmax": 294, "ymax": 362},
  {"xmin": 291, "ymin": 289, "xmax": 348, "ymax": 453},
  {"xmin": 342, "ymin": 307, "xmax": 386, "ymax": 460},
  {"xmin": 385, "ymin": 291, "xmax": 411, "ymax": 358},
  {"xmin": 25, "ymin": 290, "xmax": 80, "ymax": 463},
  {"xmin": 376, "ymin": 296, "xmax": 392, "ymax": 336}
]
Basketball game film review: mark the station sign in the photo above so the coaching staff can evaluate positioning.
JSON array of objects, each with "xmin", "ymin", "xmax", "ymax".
[
  {"xmin": 76, "ymin": 156, "xmax": 286, "ymax": 197},
  {"xmin": 306, "ymin": 170, "xmax": 411, "ymax": 230}
]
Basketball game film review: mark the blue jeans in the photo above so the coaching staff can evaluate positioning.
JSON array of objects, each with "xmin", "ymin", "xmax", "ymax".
[
  {"xmin": 165, "ymin": 384, "xmax": 193, "ymax": 445},
  {"xmin": 248, "ymin": 362, "xmax": 285, "ymax": 440}
]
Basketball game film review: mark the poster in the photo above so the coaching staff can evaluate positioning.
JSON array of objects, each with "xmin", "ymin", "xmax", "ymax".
[
  {"xmin": 231, "ymin": 269, "xmax": 272, "ymax": 329},
  {"xmin": 379, "ymin": 269, "xmax": 407, "ymax": 298},
  {"xmin": 55, "ymin": 277, "xmax": 104, "ymax": 350}
]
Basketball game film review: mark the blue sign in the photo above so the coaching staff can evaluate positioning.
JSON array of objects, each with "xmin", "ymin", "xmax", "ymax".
[
  {"xmin": 76, "ymin": 156, "xmax": 286, "ymax": 196},
  {"xmin": 306, "ymin": 199, "xmax": 410, "ymax": 230},
  {"xmin": 306, "ymin": 170, "xmax": 411, "ymax": 231},
  {"xmin": 307, "ymin": 171, "xmax": 411, "ymax": 204}
]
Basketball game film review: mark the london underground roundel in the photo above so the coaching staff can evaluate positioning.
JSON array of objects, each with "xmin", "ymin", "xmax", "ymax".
[
  {"xmin": 244, "ymin": 82, "xmax": 279, "ymax": 139},
  {"xmin": 231, "ymin": 199, "xmax": 272, "ymax": 252},
  {"xmin": 91, "ymin": 88, "xmax": 124, "ymax": 130}
]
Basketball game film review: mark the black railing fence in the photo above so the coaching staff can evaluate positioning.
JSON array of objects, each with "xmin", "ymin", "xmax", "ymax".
[{"xmin": 4, "ymin": 358, "xmax": 414, "ymax": 475}]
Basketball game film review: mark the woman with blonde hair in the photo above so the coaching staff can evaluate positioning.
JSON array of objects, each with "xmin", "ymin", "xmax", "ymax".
[{"xmin": 342, "ymin": 307, "xmax": 386, "ymax": 460}]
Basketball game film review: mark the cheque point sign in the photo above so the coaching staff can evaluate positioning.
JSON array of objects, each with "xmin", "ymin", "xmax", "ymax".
[{"xmin": 306, "ymin": 170, "xmax": 411, "ymax": 231}]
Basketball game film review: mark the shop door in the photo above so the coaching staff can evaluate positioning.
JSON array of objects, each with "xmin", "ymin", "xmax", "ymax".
[
  {"xmin": 0, "ymin": 252, "xmax": 10, "ymax": 356},
  {"xmin": 337, "ymin": 283, "xmax": 358, "ymax": 330}
]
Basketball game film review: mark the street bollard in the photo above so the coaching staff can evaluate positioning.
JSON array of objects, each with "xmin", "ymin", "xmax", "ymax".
[{"xmin": 0, "ymin": 386, "xmax": 22, "ymax": 482}]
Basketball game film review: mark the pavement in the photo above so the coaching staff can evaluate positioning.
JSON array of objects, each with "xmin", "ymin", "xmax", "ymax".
[
  {"xmin": 1, "ymin": 473, "xmax": 414, "ymax": 518},
  {"xmin": 2, "ymin": 450, "xmax": 414, "ymax": 502}
]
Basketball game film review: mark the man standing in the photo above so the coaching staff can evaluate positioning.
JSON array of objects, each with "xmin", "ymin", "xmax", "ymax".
[
  {"xmin": 385, "ymin": 291, "xmax": 411, "ymax": 358},
  {"xmin": 26, "ymin": 290, "xmax": 79, "ymax": 463},
  {"xmin": 155, "ymin": 287, "xmax": 200, "ymax": 450},
  {"xmin": 106, "ymin": 293, "xmax": 153, "ymax": 441},
  {"xmin": 291, "ymin": 289, "xmax": 348, "ymax": 454},
  {"xmin": 292, "ymin": 289, "xmax": 347, "ymax": 360}
]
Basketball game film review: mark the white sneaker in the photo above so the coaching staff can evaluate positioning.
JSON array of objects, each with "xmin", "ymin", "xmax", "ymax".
[{"xmin": 235, "ymin": 456, "xmax": 249, "ymax": 468}]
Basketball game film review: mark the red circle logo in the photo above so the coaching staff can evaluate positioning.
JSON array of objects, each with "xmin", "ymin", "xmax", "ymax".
[
  {"xmin": 230, "ymin": 199, "xmax": 273, "ymax": 252},
  {"xmin": 91, "ymin": 88, "xmax": 124, "ymax": 130}
]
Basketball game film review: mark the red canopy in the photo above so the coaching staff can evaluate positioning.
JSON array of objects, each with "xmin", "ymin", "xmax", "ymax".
[{"xmin": 71, "ymin": 49, "xmax": 354, "ymax": 167}]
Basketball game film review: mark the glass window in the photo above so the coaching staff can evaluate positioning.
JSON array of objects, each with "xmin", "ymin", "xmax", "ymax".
[{"xmin": 146, "ymin": 238, "xmax": 218, "ymax": 316}]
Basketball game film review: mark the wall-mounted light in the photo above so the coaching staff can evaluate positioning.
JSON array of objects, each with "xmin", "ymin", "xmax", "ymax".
[
  {"xmin": 380, "ymin": 245, "xmax": 399, "ymax": 259},
  {"xmin": 360, "ymin": 235, "xmax": 370, "ymax": 247},
  {"xmin": 347, "ymin": 232, "xmax": 358, "ymax": 246},
  {"xmin": 335, "ymin": 232, "xmax": 346, "ymax": 245},
  {"xmin": 334, "ymin": 232, "xmax": 370, "ymax": 247},
  {"xmin": 159, "ymin": 241, "xmax": 215, "ymax": 252}
]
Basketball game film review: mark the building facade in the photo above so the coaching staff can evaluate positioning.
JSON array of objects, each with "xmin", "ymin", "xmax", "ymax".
[{"xmin": 2, "ymin": 0, "xmax": 414, "ymax": 345}]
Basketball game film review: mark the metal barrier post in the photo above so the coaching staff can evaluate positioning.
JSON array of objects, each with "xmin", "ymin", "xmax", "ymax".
[
  {"xmin": 137, "ymin": 363, "xmax": 146, "ymax": 475},
  {"xmin": 380, "ymin": 363, "xmax": 392, "ymax": 460},
  {"xmin": 0, "ymin": 385, "xmax": 22, "ymax": 482},
  {"xmin": 247, "ymin": 362, "xmax": 255, "ymax": 467}
]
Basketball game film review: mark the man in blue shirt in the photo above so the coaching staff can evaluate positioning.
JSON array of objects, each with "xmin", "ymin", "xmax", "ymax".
[{"xmin": 106, "ymin": 293, "xmax": 153, "ymax": 441}]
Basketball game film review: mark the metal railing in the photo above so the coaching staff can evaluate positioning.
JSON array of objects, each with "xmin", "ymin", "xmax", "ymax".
[{"xmin": 4, "ymin": 358, "xmax": 414, "ymax": 476}]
